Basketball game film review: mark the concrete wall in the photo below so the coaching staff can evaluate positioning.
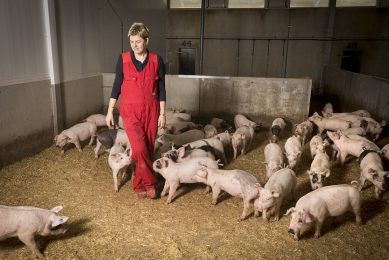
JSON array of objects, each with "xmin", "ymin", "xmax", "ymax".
[
  {"xmin": 166, "ymin": 75, "xmax": 312, "ymax": 122},
  {"xmin": 322, "ymin": 66, "xmax": 389, "ymax": 122},
  {"xmin": 166, "ymin": 7, "xmax": 389, "ymax": 95}
]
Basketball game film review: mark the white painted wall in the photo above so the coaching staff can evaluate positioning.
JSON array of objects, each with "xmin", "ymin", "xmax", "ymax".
[{"xmin": 0, "ymin": 0, "xmax": 49, "ymax": 86}]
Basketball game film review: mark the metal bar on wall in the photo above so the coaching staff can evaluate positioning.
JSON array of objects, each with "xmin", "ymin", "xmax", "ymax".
[{"xmin": 199, "ymin": 0, "xmax": 205, "ymax": 75}]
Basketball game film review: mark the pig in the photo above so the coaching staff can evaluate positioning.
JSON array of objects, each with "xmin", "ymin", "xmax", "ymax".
[
  {"xmin": 285, "ymin": 182, "xmax": 361, "ymax": 240},
  {"xmin": 254, "ymin": 168, "xmax": 296, "ymax": 221},
  {"xmin": 161, "ymin": 144, "xmax": 216, "ymax": 163},
  {"xmin": 381, "ymin": 143, "xmax": 389, "ymax": 162},
  {"xmin": 358, "ymin": 149, "xmax": 389, "ymax": 199},
  {"xmin": 210, "ymin": 117, "xmax": 231, "ymax": 131},
  {"xmin": 341, "ymin": 127, "xmax": 367, "ymax": 137},
  {"xmin": 213, "ymin": 131, "xmax": 232, "ymax": 149},
  {"xmin": 84, "ymin": 114, "xmax": 107, "ymax": 127},
  {"xmin": 165, "ymin": 121, "xmax": 202, "ymax": 134},
  {"xmin": 156, "ymin": 129, "xmax": 205, "ymax": 148},
  {"xmin": 284, "ymin": 135, "xmax": 303, "ymax": 171},
  {"xmin": 232, "ymin": 126, "xmax": 255, "ymax": 159},
  {"xmin": 94, "ymin": 129, "xmax": 130, "ymax": 158},
  {"xmin": 263, "ymin": 142, "xmax": 284, "ymax": 180},
  {"xmin": 307, "ymin": 142, "xmax": 331, "ymax": 190},
  {"xmin": 326, "ymin": 130, "xmax": 380, "ymax": 165},
  {"xmin": 309, "ymin": 134, "xmax": 323, "ymax": 159},
  {"xmin": 0, "ymin": 205, "xmax": 69, "ymax": 258},
  {"xmin": 108, "ymin": 144, "xmax": 132, "ymax": 192},
  {"xmin": 152, "ymin": 157, "xmax": 219, "ymax": 204},
  {"xmin": 54, "ymin": 122, "xmax": 97, "ymax": 154},
  {"xmin": 309, "ymin": 112, "xmax": 351, "ymax": 134},
  {"xmin": 322, "ymin": 113, "xmax": 364, "ymax": 128},
  {"xmin": 194, "ymin": 167, "xmax": 261, "ymax": 221},
  {"xmin": 362, "ymin": 117, "xmax": 383, "ymax": 141},
  {"xmin": 271, "ymin": 118, "xmax": 286, "ymax": 143},
  {"xmin": 234, "ymin": 114, "xmax": 261, "ymax": 132},
  {"xmin": 204, "ymin": 124, "xmax": 218, "ymax": 138},
  {"xmin": 322, "ymin": 110, "xmax": 371, "ymax": 119},
  {"xmin": 185, "ymin": 138, "xmax": 228, "ymax": 165},
  {"xmin": 322, "ymin": 103, "xmax": 333, "ymax": 114},
  {"xmin": 294, "ymin": 120, "xmax": 314, "ymax": 145},
  {"xmin": 166, "ymin": 110, "xmax": 191, "ymax": 122}
]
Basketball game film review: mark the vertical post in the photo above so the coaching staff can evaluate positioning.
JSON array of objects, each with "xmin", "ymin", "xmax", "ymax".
[
  {"xmin": 43, "ymin": 0, "xmax": 63, "ymax": 135},
  {"xmin": 199, "ymin": 0, "xmax": 205, "ymax": 75}
]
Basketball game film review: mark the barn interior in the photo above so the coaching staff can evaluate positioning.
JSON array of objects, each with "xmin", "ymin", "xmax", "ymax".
[{"xmin": 0, "ymin": 0, "xmax": 389, "ymax": 259}]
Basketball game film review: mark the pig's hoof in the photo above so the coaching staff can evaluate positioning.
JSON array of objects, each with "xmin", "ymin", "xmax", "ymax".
[
  {"xmin": 165, "ymin": 200, "xmax": 171, "ymax": 205},
  {"xmin": 314, "ymin": 232, "xmax": 321, "ymax": 238}
]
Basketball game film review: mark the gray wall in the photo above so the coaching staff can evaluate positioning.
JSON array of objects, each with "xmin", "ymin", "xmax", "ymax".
[
  {"xmin": 166, "ymin": 7, "xmax": 389, "ymax": 95},
  {"xmin": 322, "ymin": 66, "xmax": 389, "ymax": 122}
]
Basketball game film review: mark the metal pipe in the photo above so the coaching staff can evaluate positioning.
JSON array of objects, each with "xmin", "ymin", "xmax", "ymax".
[
  {"xmin": 166, "ymin": 36, "xmax": 389, "ymax": 41},
  {"xmin": 107, "ymin": 0, "xmax": 123, "ymax": 53},
  {"xmin": 199, "ymin": 0, "xmax": 205, "ymax": 75}
]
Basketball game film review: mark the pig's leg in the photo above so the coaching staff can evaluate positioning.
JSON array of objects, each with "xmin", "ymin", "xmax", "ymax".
[
  {"xmin": 211, "ymin": 185, "xmax": 221, "ymax": 205},
  {"xmin": 351, "ymin": 201, "xmax": 362, "ymax": 225},
  {"xmin": 88, "ymin": 135, "xmax": 96, "ymax": 146},
  {"xmin": 18, "ymin": 234, "xmax": 43, "ymax": 258},
  {"xmin": 262, "ymin": 209, "xmax": 268, "ymax": 221},
  {"xmin": 113, "ymin": 172, "xmax": 119, "ymax": 192},
  {"xmin": 233, "ymin": 146, "xmax": 237, "ymax": 159},
  {"xmin": 166, "ymin": 182, "xmax": 179, "ymax": 204},
  {"xmin": 74, "ymin": 140, "xmax": 82, "ymax": 152},
  {"xmin": 314, "ymin": 221, "xmax": 322, "ymax": 238},
  {"xmin": 239, "ymin": 198, "xmax": 250, "ymax": 221},
  {"xmin": 161, "ymin": 181, "xmax": 170, "ymax": 197},
  {"xmin": 340, "ymin": 152, "xmax": 347, "ymax": 166},
  {"xmin": 204, "ymin": 185, "xmax": 211, "ymax": 194},
  {"xmin": 94, "ymin": 141, "xmax": 102, "ymax": 159},
  {"xmin": 273, "ymin": 201, "xmax": 281, "ymax": 221}
]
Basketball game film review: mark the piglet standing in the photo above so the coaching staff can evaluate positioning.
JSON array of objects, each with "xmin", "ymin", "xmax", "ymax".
[
  {"xmin": 84, "ymin": 114, "xmax": 107, "ymax": 127},
  {"xmin": 54, "ymin": 122, "xmax": 97, "ymax": 154},
  {"xmin": 0, "ymin": 205, "xmax": 69, "ymax": 258},
  {"xmin": 358, "ymin": 149, "xmax": 388, "ymax": 199},
  {"xmin": 108, "ymin": 144, "xmax": 132, "ymax": 192},
  {"xmin": 271, "ymin": 118, "xmax": 286, "ymax": 143},
  {"xmin": 307, "ymin": 142, "xmax": 331, "ymax": 190},
  {"xmin": 232, "ymin": 126, "xmax": 254, "ymax": 159},
  {"xmin": 284, "ymin": 135, "xmax": 303, "ymax": 171},
  {"xmin": 234, "ymin": 114, "xmax": 261, "ymax": 132},
  {"xmin": 263, "ymin": 142, "xmax": 284, "ymax": 180},
  {"xmin": 152, "ymin": 157, "xmax": 219, "ymax": 204},
  {"xmin": 254, "ymin": 167, "xmax": 296, "ymax": 221},
  {"xmin": 194, "ymin": 167, "xmax": 261, "ymax": 221},
  {"xmin": 285, "ymin": 182, "xmax": 361, "ymax": 240}
]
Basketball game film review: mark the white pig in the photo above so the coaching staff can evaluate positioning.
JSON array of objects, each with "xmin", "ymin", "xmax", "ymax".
[
  {"xmin": 254, "ymin": 168, "xmax": 296, "ymax": 221},
  {"xmin": 204, "ymin": 124, "xmax": 218, "ymax": 138},
  {"xmin": 294, "ymin": 120, "xmax": 314, "ymax": 145},
  {"xmin": 271, "ymin": 118, "xmax": 287, "ymax": 143},
  {"xmin": 84, "ymin": 114, "xmax": 107, "ymax": 127},
  {"xmin": 284, "ymin": 135, "xmax": 303, "ymax": 171},
  {"xmin": 232, "ymin": 126, "xmax": 255, "ymax": 159},
  {"xmin": 108, "ymin": 144, "xmax": 132, "ymax": 192},
  {"xmin": 309, "ymin": 112, "xmax": 351, "ymax": 134},
  {"xmin": 307, "ymin": 142, "xmax": 331, "ymax": 190},
  {"xmin": 326, "ymin": 130, "xmax": 379, "ymax": 165},
  {"xmin": 194, "ymin": 167, "xmax": 261, "ymax": 221},
  {"xmin": 54, "ymin": 122, "xmax": 97, "ymax": 154},
  {"xmin": 285, "ymin": 182, "xmax": 361, "ymax": 240},
  {"xmin": 234, "ymin": 114, "xmax": 261, "ymax": 132},
  {"xmin": 309, "ymin": 134, "xmax": 323, "ymax": 159},
  {"xmin": 152, "ymin": 157, "xmax": 219, "ymax": 204},
  {"xmin": 0, "ymin": 205, "xmax": 69, "ymax": 258},
  {"xmin": 358, "ymin": 149, "xmax": 389, "ymax": 199},
  {"xmin": 263, "ymin": 142, "xmax": 284, "ymax": 180}
]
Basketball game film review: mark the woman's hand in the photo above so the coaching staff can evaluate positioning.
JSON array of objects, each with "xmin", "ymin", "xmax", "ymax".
[
  {"xmin": 158, "ymin": 114, "xmax": 166, "ymax": 129},
  {"xmin": 106, "ymin": 111, "xmax": 115, "ymax": 129}
]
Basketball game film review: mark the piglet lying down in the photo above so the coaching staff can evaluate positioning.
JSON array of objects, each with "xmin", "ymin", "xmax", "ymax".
[
  {"xmin": 285, "ymin": 182, "xmax": 361, "ymax": 240},
  {"xmin": 0, "ymin": 205, "xmax": 69, "ymax": 258}
]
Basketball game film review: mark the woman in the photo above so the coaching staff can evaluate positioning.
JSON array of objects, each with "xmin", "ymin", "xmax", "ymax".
[{"xmin": 106, "ymin": 22, "xmax": 166, "ymax": 199}]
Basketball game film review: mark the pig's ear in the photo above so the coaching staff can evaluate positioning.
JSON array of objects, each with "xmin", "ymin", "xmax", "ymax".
[
  {"xmin": 125, "ymin": 148, "xmax": 132, "ymax": 158},
  {"xmin": 51, "ymin": 216, "xmax": 69, "ymax": 228},
  {"xmin": 110, "ymin": 154, "xmax": 119, "ymax": 162},
  {"xmin": 385, "ymin": 172, "xmax": 389, "ymax": 178},
  {"xmin": 284, "ymin": 207, "xmax": 295, "ymax": 216},
  {"xmin": 50, "ymin": 206, "xmax": 63, "ymax": 213},
  {"xmin": 368, "ymin": 168, "xmax": 377, "ymax": 174},
  {"xmin": 324, "ymin": 169, "xmax": 330, "ymax": 178},
  {"xmin": 161, "ymin": 158, "xmax": 168, "ymax": 168},
  {"xmin": 271, "ymin": 191, "xmax": 280, "ymax": 198},
  {"xmin": 177, "ymin": 147, "xmax": 186, "ymax": 158},
  {"xmin": 381, "ymin": 149, "xmax": 387, "ymax": 156}
]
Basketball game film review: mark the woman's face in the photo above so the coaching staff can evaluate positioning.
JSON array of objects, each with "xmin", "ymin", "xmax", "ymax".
[{"xmin": 130, "ymin": 35, "xmax": 148, "ymax": 55}]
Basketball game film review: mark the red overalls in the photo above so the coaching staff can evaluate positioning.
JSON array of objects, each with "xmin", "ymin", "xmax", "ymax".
[{"xmin": 119, "ymin": 51, "xmax": 159, "ymax": 193}]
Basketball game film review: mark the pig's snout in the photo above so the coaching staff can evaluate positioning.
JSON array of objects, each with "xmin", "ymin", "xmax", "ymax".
[
  {"xmin": 288, "ymin": 229, "xmax": 295, "ymax": 235},
  {"xmin": 156, "ymin": 160, "xmax": 162, "ymax": 169}
]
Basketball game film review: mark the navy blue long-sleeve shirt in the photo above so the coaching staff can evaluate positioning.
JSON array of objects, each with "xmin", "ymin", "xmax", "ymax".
[{"xmin": 110, "ymin": 50, "xmax": 166, "ymax": 101}]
